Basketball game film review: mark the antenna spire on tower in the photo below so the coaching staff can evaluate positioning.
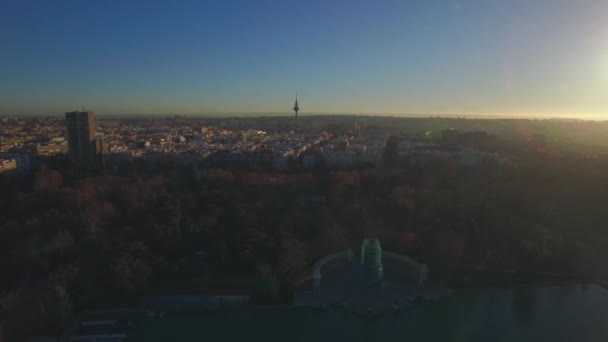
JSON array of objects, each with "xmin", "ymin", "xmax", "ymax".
[{"xmin": 293, "ymin": 94, "xmax": 300, "ymax": 130}]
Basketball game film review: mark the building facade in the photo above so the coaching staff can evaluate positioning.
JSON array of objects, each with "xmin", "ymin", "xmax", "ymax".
[
  {"xmin": 65, "ymin": 111, "xmax": 102, "ymax": 168},
  {"xmin": 0, "ymin": 158, "xmax": 17, "ymax": 173}
]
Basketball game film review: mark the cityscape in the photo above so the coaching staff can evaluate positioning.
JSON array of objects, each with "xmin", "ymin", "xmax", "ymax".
[
  {"xmin": 2, "ymin": 1, "xmax": 608, "ymax": 341},
  {"xmin": 1, "ymin": 101, "xmax": 516, "ymax": 177}
]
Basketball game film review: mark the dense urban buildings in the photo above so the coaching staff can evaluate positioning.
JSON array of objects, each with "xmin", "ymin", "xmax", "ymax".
[{"xmin": 4, "ymin": 114, "xmax": 608, "ymax": 175}]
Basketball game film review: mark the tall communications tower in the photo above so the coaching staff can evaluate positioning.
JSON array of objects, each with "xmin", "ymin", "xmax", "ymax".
[{"xmin": 293, "ymin": 94, "xmax": 299, "ymax": 130}]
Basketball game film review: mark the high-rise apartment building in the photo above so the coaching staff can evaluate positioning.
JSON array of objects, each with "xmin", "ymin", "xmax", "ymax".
[{"xmin": 65, "ymin": 111, "xmax": 102, "ymax": 168}]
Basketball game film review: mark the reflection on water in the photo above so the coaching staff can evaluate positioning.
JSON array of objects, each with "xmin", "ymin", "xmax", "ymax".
[
  {"xmin": 133, "ymin": 283, "xmax": 608, "ymax": 342},
  {"xmin": 359, "ymin": 315, "xmax": 380, "ymax": 341},
  {"xmin": 553, "ymin": 283, "xmax": 576, "ymax": 306},
  {"xmin": 512, "ymin": 288, "xmax": 537, "ymax": 332}
]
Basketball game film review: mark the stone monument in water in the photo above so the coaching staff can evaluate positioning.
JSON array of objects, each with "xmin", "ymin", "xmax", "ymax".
[{"xmin": 360, "ymin": 239, "xmax": 383, "ymax": 284}]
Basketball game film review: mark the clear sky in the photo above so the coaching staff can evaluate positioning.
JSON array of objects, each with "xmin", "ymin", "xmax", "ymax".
[{"xmin": 1, "ymin": 0, "xmax": 607, "ymax": 117}]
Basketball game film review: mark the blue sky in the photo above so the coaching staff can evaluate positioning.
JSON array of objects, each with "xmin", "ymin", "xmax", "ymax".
[{"xmin": 1, "ymin": 0, "xmax": 607, "ymax": 116}]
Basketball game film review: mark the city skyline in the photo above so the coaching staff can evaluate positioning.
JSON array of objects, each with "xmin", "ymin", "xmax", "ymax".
[{"xmin": 2, "ymin": 0, "xmax": 608, "ymax": 118}]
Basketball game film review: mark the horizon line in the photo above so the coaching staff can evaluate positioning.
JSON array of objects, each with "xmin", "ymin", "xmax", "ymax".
[{"xmin": 3, "ymin": 112, "xmax": 608, "ymax": 121}]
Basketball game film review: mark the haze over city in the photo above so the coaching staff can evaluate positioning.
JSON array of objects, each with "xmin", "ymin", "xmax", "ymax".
[
  {"xmin": 2, "ymin": 0, "xmax": 608, "ymax": 118},
  {"xmin": 5, "ymin": 1, "xmax": 608, "ymax": 341}
]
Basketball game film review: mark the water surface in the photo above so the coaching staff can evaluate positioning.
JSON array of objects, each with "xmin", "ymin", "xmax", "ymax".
[{"xmin": 131, "ymin": 283, "xmax": 608, "ymax": 341}]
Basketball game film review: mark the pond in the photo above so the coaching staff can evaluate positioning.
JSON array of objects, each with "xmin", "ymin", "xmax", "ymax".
[{"xmin": 130, "ymin": 283, "xmax": 608, "ymax": 341}]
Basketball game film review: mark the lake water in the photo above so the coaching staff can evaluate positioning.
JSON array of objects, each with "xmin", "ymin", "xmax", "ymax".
[{"xmin": 131, "ymin": 283, "xmax": 608, "ymax": 341}]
